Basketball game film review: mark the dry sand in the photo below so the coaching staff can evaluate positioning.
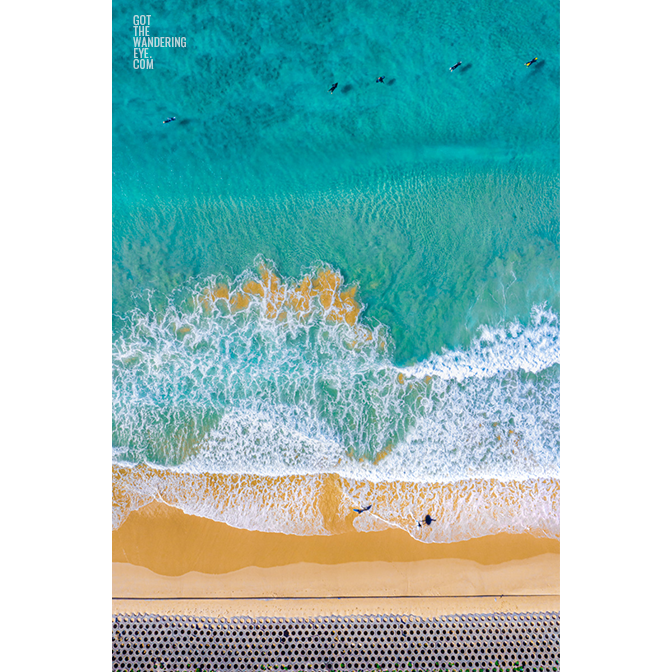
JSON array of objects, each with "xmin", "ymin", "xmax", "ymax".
[{"xmin": 113, "ymin": 501, "xmax": 558, "ymax": 616}]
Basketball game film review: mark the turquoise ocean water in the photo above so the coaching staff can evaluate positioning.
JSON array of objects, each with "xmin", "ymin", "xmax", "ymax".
[{"xmin": 112, "ymin": 0, "xmax": 559, "ymax": 542}]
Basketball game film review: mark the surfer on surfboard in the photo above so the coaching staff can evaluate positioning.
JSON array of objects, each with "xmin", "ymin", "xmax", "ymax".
[
  {"xmin": 353, "ymin": 504, "xmax": 372, "ymax": 514},
  {"xmin": 450, "ymin": 61, "xmax": 462, "ymax": 72},
  {"xmin": 525, "ymin": 57, "xmax": 538, "ymax": 67},
  {"xmin": 163, "ymin": 116, "xmax": 176, "ymax": 124},
  {"xmin": 329, "ymin": 82, "xmax": 338, "ymax": 93}
]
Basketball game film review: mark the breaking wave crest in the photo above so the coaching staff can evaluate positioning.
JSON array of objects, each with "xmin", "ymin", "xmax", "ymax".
[{"xmin": 112, "ymin": 259, "xmax": 559, "ymax": 540}]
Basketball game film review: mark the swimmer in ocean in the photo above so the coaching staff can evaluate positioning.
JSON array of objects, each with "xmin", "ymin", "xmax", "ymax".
[
  {"xmin": 450, "ymin": 61, "xmax": 462, "ymax": 72},
  {"xmin": 329, "ymin": 82, "xmax": 338, "ymax": 94},
  {"xmin": 163, "ymin": 116, "xmax": 176, "ymax": 124},
  {"xmin": 376, "ymin": 76, "xmax": 385, "ymax": 83},
  {"xmin": 525, "ymin": 57, "xmax": 538, "ymax": 67}
]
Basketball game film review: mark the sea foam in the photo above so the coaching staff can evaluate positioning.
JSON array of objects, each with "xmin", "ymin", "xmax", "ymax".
[
  {"xmin": 113, "ymin": 464, "xmax": 559, "ymax": 542},
  {"xmin": 112, "ymin": 261, "xmax": 559, "ymax": 537},
  {"xmin": 402, "ymin": 304, "xmax": 558, "ymax": 382}
]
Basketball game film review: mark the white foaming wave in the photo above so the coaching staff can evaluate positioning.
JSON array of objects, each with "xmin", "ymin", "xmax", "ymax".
[
  {"xmin": 112, "ymin": 466, "xmax": 332, "ymax": 535},
  {"xmin": 113, "ymin": 338, "xmax": 559, "ymax": 482},
  {"xmin": 179, "ymin": 406, "xmax": 342, "ymax": 476},
  {"xmin": 113, "ymin": 269, "xmax": 559, "ymax": 483},
  {"xmin": 170, "ymin": 472, "xmax": 331, "ymax": 536},
  {"xmin": 165, "ymin": 362, "xmax": 559, "ymax": 483},
  {"xmin": 112, "ymin": 444, "xmax": 131, "ymax": 459},
  {"xmin": 402, "ymin": 304, "xmax": 559, "ymax": 382},
  {"xmin": 363, "ymin": 370, "xmax": 560, "ymax": 483},
  {"xmin": 112, "ymin": 464, "xmax": 559, "ymax": 541},
  {"xmin": 113, "ymin": 269, "xmax": 561, "ymax": 538},
  {"xmin": 344, "ymin": 478, "xmax": 560, "ymax": 542}
]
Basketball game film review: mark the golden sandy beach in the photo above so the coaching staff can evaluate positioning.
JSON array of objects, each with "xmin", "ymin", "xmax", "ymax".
[{"xmin": 113, "ymin": 501, "xmax": 559, "ymax": 616}]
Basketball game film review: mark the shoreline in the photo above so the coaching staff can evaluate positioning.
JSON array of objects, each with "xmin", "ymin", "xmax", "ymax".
[
  {"xmin": 113, "ymin": 501, "xmax": 559, "ymax": 610},
  {"xmin": 113, "ymin": 465, "xmax": 560, "ymax": 542}
]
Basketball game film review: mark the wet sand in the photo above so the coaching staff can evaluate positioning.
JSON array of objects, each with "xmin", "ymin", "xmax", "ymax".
[{"xmin": 113, "ymin": 501, "xmax": 559, "ymax": 613}]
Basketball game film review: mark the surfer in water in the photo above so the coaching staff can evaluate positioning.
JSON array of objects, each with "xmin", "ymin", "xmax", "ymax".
[
  {"xmin": 450, "ymin": 61, "xmax": 462, "ymax": 72},
  {"xmin": 329, "ymin": 82, "xmax": 338, "ymax": 94},
  {"xmin": 163, "ymin": 116, "xmax": 176, "ymax": 124},
  {"xmin": 376, "ymin": 76, "xmax": 385, "ymax": 83},
  {"xmin": 353, "ymin": 505, "xmax": 372, "ymax": 514},
  {"xmin": 525, "ymin": 57, "xmax": 538, "ymax": 67}
]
